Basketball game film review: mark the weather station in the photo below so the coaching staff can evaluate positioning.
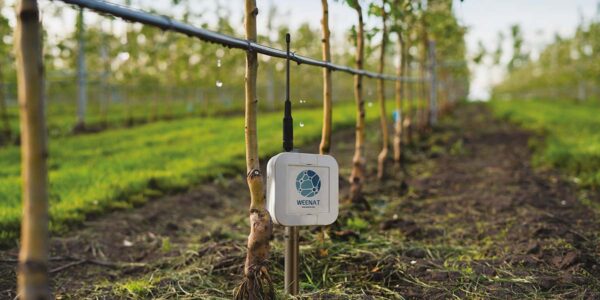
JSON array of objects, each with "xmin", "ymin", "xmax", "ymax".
[
  {"xmin": 265, "ymin": 33, "xmax": 339, "ymax": 296},
  {"xmin": 266, "ymin": 152, "xmax": 339, "ymax": 226}
]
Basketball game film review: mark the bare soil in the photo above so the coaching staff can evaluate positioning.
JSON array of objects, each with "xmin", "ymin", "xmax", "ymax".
[{"xmin": 1, "ymin": 103, "xmax": 599, "ymax": 299}]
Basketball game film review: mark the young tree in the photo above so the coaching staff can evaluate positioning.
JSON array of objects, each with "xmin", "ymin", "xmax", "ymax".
[
  {"xmin": 319, "ymin": 0, "xmax": 333, "ymax": 155},
  {"xmin": 425, "ymin": 0, "xmax": 469, "ymax": 109},
  {"xmin": 508, "ymin": 24, "xmax": 528, "ymax": 72},
  {"xmin": 234, "ymin": 0, "xmax": 274, "ymax": 299},
  {"xmin": 74, "ymin": 7, "xmax": 87, "ymax": 131},
  {"xmin": 418, "ymin": 3, "xmax": 430, "ymax": 131},
  {"xmin": 15, "ymin": 0, "xmax": 52, "ymax": 298},
  {"xmin": 347, "ymin": 0, "xmax": 368, "ymax": 207},
  {"xmin": 390, "ymin": 0, "xmax": 409, "ymax": 164},
  {"xmin": 369, "ymin": 0, "xmax": 390, "ymax": 180}
]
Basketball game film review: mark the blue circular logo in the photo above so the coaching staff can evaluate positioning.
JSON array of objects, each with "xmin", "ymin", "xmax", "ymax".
[{"xmin": 295, "ymin": 170, "xmax": 321, "ymax": 197}]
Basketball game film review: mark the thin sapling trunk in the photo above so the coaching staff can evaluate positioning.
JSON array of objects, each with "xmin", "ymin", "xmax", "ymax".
[
  {"xmin": 349, "ymin": 1, "xmax": 368, "ymax": 208},
  {"xmin": 15, "ymin": 0, "xmax": 52, "ymax": 298},
  {"xmin": 234, "ymin": 1, "xmax": 274, "ymax": 299},
  {"xmin": 393, "ymin": 32, "xmax": 404, "ymax": 164},
  {"xmin": 319, "ymin": 0, "xmax": 333, "ymax": 155},
  {"xmin": 418, "ymin": 18, "xmax": 429, "ymax": 132},
  {"xmin": 376, "ymin": 1, "xmax": 390, "ymax": 180}
]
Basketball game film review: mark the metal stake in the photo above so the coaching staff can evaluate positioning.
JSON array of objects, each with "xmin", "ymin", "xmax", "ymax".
[
  {"xmin": 283, "ymin": 33, "xmax": 300, "ymax": 296},
  {"xmin": 284, "ymin": 226, "xmax": 299, "ymax": 294}
]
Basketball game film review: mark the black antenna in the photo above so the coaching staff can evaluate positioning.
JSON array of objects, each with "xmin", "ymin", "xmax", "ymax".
[{"xmin": 283, "ymin": 33, "xmax": 293, "ymax": 152}]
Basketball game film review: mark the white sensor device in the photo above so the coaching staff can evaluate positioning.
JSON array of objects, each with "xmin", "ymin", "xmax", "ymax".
[{"xmin": 266, "ymin": 152, "xmax": 339, "ymax": 226}]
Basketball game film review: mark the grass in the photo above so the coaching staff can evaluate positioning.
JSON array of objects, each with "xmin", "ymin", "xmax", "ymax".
[
  {"xmin": 2, "ymin": 99, "xmax": 269, "ymax": 141},
  {"xmin": 489, "ymin": 99, "xmax": 600, "ymax": 188},
  {"xmin": 116, "ymin": 278, "xmax": 157, "ymax": 299},
  {"xmin": 0, "ymin": 100, "xmax": 388, "ymax": 246}
]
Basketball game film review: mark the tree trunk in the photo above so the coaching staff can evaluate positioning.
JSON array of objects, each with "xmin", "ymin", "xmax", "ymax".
[
  {"xmin": 15, "ymin": 0, "xmax": 52, "ymax": 299},
  {"xmin": 234, "ymin": 1, "xmax": 274, "ymax": 299},
  {"xmin": 319, "ymin": 0, "xmax": 332, "ymax": 155},
  {"xmin": 75, "ymin": 7, "xmax": 87, "ymax": 132},
  {"xmin": 402, "ymin": 46, "xmax": 414, "ymax": 144},
  {"xmin": 376, "ymin": 3, "xmax": 389, "ymax": 180},
  {"xmin": 100, "ymin": 28, "xmax": 110, "ymax": 127},
  {"xmin": 0, "ymin": 64, "xmax": 11, "ymax": 143},
  {"xmin": 393, "ymin": 32, "xmax": 404, "ymax": 164},
  {"xmin": 418, "ymin": 20, "xmax": 429, "ymax": 132},
  {"xmin": 349, "ymin": 3, "xmax": 367, "ymax": 208}
]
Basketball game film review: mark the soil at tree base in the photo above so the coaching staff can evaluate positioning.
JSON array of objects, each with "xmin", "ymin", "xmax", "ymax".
[{"xmin": 0, "ymin": 103, "xmax": 599, "ymax": 299}]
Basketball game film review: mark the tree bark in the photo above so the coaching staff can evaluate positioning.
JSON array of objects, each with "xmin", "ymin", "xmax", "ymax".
[
  {"xmin": 393, "ymin": 31, "xmax": 404, "ymax": 164},
  {"xmin": 15, "ymin": 0, "xmax": 52, "ymax": 299},
  {"xmin": 75, "ymin": 7, "xmax": 87, "ymax": 132},
  {"xmin": 235, "ymin": 0, "xmax": 274, "ymax": 299},
  {"xmin": 319, "ymin": 0, "xmax": 333, "ymax": 155},
  {"xmin": 349, "ymin": 2, "xmax": 367, "ymax": 207},
  {"xmin": 100, "ymin": 27, "xmax": 110, "ymax": 127},
  {"xmin": 376, "ymin": 2, "xmax": 389, "ymax": 180},
  {"xmin": 418, "ymin": 17, "xmax": 429, "ymax": 132}
]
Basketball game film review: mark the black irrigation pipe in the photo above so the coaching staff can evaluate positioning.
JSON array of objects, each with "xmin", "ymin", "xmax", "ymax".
[{"xmin": 56, "ymin": 0, "xmax": 426, "ymax": 82}]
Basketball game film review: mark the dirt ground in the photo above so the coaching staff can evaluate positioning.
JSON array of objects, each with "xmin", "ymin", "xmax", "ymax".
[{"xmin": 1, "ymin": 103, "xmax": 599, "ymax": 299}]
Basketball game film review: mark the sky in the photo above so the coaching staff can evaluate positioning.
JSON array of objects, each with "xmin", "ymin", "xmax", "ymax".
[
  {"xmin": 456, "ymin": 0, "xmax": 600, "ymax": 99},
  {"xmin": 4, "ymin": 0, "xmax": 600, "ymax": 99}
]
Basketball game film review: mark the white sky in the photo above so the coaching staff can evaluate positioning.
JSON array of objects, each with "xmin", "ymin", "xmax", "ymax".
[
  {"xmin": 456, "ymin": 0, "xmax": 600, "ymax": 99},
  {"xmin": 4, "ymin": 0, "xmax": 600, "ymax": 99}
]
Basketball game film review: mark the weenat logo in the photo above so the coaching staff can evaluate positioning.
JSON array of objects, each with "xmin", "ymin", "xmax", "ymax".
[{"xmin": 295, "ymin": 170, "xmax": 321, "ymax": 197}]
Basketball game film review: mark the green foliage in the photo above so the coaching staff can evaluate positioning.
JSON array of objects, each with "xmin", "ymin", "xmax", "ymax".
[
  {"xmin": 489, "ymin": 99, "xmax": 600, "ymax": 187},
  {"xmin": 507, "ymin": 24, "xmax": 529, "ymax": 72},
  {"xmin": 344, "ymin": 0, "xmax": 360, "ymax": 10},
  {"xmin": 472, "ymin": 40, "xmax": 486, "ymax": 64},
  {"xmin": 116, "ymin": 278, "xmax": 155, "ymax": 299},
  {"xmin": 0, "ymin": 101, "xmax": 386, "ymax": 245},
  {"xmin": 492, "ymin": 32, "xmax": 504, "ymax": 65},
  {"xmin": 161, "ymin": 237, "xmax": 172, "ymax": 253},
  {"xmin": 449, "ymin": 139, "xmax": 466, "ymax": 156},
  {"xmin": 346, "ymin": 216, "xmax": 370, "ymax": 232},
  {"xmin": 493, "ymin": 17, "xmax": 600, "ymax": 100}
]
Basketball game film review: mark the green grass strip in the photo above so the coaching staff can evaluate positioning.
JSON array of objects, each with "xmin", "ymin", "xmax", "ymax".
[
  {"xmin": 0, "ymin": 100, "xmax": 387, "ymax": 245},
  {"xmin": 489, "ymin": 99, "xmax": 600, "ymax": 187}
]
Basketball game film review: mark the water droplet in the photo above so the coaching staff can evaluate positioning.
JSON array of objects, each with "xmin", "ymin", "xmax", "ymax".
[
  {"xmin": 299, "ymin": 121, "xmax": 305, "ymax": 128},
  {"xmin": 216, "ymin": 48, "xmax": 225, "ymax": 58},
  {"xmin": 216, "ymin": 80, "xmax": 223, "ymax": 88},
  {"xmin": 217, "ymin": 59, "xmax": 221, "ymax": 68},
  {"xmin": 368, "ymin": 102, "xmax": 373, "ymax": 107},
  {"xmin": 299, "ymin": 99, "xmax": 306, "ymax": 104}
]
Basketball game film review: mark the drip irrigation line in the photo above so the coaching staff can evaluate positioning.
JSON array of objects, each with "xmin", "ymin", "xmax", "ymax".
[{"xmin": 56, "ymin": 0, "xmax": 427, "ymax": 82}]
